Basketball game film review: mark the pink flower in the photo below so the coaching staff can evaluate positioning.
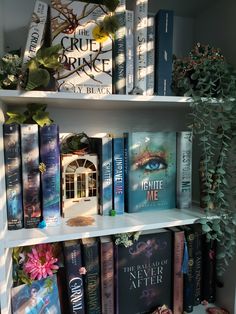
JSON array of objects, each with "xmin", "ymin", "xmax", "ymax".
[
  {"xmin": 23, "ymin": 244, "xmax": 59, "ymax": 280},
  {"xmin": 79, "ymin": 267, "xmax": 87, "ymax": 275}
]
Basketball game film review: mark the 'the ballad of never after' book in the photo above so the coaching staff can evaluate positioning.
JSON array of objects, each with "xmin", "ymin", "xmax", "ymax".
[
  {"xmin": 11, "ymin": 275, "xmax": 61, "ymax": 314},
  {"xmin": 115, "ymin": 229, "xmax": 172, "ymax": 314},
  {"xmin": 51, "ymin": 0, "xmax": 112, "ymax": 95},
  {"xmin": 3, "ymin": 123, "xmax": 23, "ymax": 230},
  {"xmin": 21, "ymin": 124, "xmax": 41, "ymax": 229},
  {"xmin": 39, "ymin": 124, "xmax": 61, "ymax": 226},
  {"xmin": 128, "ymin": 132, "xmax": 176, "ymax": 213},
  {"xmin": 63, "ymin": 240, "xmax": 85, "ymax": 314}
]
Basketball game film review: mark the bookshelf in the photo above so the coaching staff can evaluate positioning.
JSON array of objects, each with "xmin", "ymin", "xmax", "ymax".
[{"xmin": 0, "ymin": 0, "xmax": 236, "ymax": 313}]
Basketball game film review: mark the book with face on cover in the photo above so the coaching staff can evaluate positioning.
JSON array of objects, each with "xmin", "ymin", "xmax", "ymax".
[
  {"xmin": 51, "ymin": 0, "xmax": 112, "ymax": 95},
  {"xmin": 127, "ymin": 132, "xmax": 176, "ymax": 213}
]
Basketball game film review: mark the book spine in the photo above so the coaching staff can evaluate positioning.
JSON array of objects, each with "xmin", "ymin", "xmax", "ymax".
[
  {"xmin": 192, "ymin": 224, "xmax": 202, "ymax": 306},
  {"xmin": 134, "ymin": 0, "xmax": 148, "ymax": 95},
  {"xmin": 172, "ymin": 230, "xmax": 184, "ymax": 314},
  {"xmin": 22, "ymin": 0, "xmax": 48, "ymax": 67},
  {"xmin": 3, "ymin": 124, "xmax": 23, "ymax": 230},
  {"xmin": 176, "ymin": 131, "xmax": 193, "ymax": 209},
  {"xmin": 112, "ymin": 137, "xmax": 124, "ymax": 215},
  {"xmin": 63, "ymin": 241, "xmax": 85, "ymax": 314},
  {"xmin": 123, "ymin": 132, "xmax": 129, "ymax": 212},
  {"xmin": 155, "ymin": 10, "xmax": 174, "ymax": 96},
  {"xmin": 39, "ymin": 124, "xmax": 61, "ymax": 226},
  {"xmin": 146, "ymin": 16, "xmax": 155, "ymax": 96},
  {"xmin": 82, "ymin": 240, "xmax": 101, "ymax": 314},
  {"xmin": 113, "ymin": 0, "xmax": 126, "ymax": 94},
  {"xmin": 126, "ymin": 10, "xmax": 134, "ymax": 94},
  {"xmin": 100, "ymin": 240, "xmax": 115, "ymax": 314},
  {"xmin": 20, "ymin": 124, "xmax": 41, "ymax": 228}
]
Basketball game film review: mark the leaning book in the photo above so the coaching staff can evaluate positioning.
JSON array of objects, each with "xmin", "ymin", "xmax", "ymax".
[
  {"xmin": 127, "ymin": 132, "xmax": 176, "ymax": 213},
  {"xmin": 51, "ymin": 0, "xmax": 112, "ymax": 95}
]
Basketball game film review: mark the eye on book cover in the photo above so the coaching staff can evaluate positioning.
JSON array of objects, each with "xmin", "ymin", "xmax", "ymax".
[
  {"xmin": 128, "ymin": 132, "xmax": 176, "ymax": 212},
  {"xmin": 51, "ymin": 0, "xmax": 112, "ymax": 94},
  {"xmin": 115, "ymin": 229, "xmax": 172, "ymax": 314}
]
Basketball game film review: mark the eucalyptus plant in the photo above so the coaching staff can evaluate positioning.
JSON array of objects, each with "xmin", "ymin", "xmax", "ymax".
[{"xmin": 172, "ymin": 43, "xmax": 236, "ymax": 276}]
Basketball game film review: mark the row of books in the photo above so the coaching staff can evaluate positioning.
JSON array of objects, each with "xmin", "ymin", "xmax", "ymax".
[
  {"xmin": 11, "ymin": 224, "xmax": 217, "ymax": 314},
  {"xmin": 22, "ymin": 0, "xmax": 174, "ymax": 96}
]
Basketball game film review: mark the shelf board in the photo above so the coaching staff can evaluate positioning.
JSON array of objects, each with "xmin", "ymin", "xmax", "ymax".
[
  {"xmin": 5, "ymin": 207, "xmax": 206, "ymax": 248},
  {"xmin": 0, "ymin": 90, "xmax": 190, "ymax": 110}
]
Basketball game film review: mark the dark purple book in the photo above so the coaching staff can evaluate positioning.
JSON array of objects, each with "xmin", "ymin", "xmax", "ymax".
[
  {"xmin": 39, "ymin": 124, "xmax": 60, "ymax": 226},
  {"xmin": 115, "ymin": 229, "xmax": 172, "ymax": 314},
  {"xmin": 3, "ymin": 123, "xmax": 23, "ymax": 230}
]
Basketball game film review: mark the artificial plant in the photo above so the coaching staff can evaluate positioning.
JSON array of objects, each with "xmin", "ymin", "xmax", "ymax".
[
  {"xmin": 0, "ymin": 51, "xmax": 22, "ymax": 89},
  {"xmin": 172, "ymin": 43, "xmax": 236, "ymax": 276}
]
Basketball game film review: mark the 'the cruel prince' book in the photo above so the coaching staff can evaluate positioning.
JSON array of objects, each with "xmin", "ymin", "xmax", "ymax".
[
  {"xmin": 51, "ymin": 0, "xmax": 112, "ymax": 94},
  {"xmin": 127, "ymin": 132, "xmax": 176, "ymax": 212},
  {"xmin": 115, "ymin": 229, "xmax": 172, "ymax": 314}
]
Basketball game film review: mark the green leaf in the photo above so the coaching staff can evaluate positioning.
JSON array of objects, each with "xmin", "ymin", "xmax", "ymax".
[
  {"xmin": 103, "ymin": 0, "xmax": 119, "ymax": 11},
  {"xmin": 32, "ymin": 111, "xmax": 53, "ymax": 127},
  {"xmin": 36, "ymin": 44, "xmax": 62, "ymax": 69},
  {"xmin": 202, "ymin": 223, "xmax": 212, "ymax": 233},
  {"xmin": 5, "ymin": 112, "xmax": 26, "ymax": 124},
  {"xmin": 25, "ymin": 68, "xmax": 50, "ymax": 91}
]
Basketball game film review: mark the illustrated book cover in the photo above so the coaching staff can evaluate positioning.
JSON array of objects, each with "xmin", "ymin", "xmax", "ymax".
[
  {"xmin": 115, "ymin": 229, "xmax": 172, "ymax": 314},
  {"xmin": 3, "ymin": 123, "xmax": 23, "ymax": 230},
  {"xmin": 11, "ymin": 275, "xmax": 61, "ymax": 314},
  {"xmin": 127, "ymin": 132, "xmax": 176, "ymax": 213},
  {"xmin": 51, "ymin": 0, "xmax": 112, "ymax": 94}
]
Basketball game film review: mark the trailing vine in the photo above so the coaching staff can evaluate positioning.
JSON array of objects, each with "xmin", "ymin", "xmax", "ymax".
[{"xmin": 173, "ymin": 43, "xmax": 236, "ymax": 276}]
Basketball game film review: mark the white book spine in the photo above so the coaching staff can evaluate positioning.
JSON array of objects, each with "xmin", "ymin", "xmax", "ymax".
[
  {"xmin": 126, "ymin": 10, "xmax": 134, "ymax": 94},
  {"xmin": 134, "ymin": 0, "xmax": 148, "ymax": 95},
  {"xmin": 146, "ymin": 16, "xmax": 155, "ymax": 96},
  {"xmin": 22, "ymin": 0, "xmax": 48, "ymax": 67}
]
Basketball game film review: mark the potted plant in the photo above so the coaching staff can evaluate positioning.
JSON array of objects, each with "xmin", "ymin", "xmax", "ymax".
[{"xmin": 172, "ymin": 43, "xmax": 236, "ymax": 276}]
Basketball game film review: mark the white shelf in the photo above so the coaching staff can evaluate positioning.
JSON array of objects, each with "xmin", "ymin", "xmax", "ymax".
[
  {"xmin": 0, "ymin": 90, "xmax": 190, "ymax": 109},
  {"xmin": 5, "ymin": 207, "xmax": 206, "ymax": 248}
]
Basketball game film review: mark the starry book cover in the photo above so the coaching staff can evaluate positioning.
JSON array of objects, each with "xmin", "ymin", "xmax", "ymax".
[
  {"xmin": 115, "ymin": 229, "xmax": 172, "ymax": 314},
  {"xmin": 127, "ymin": 132, "xmax": 176, "ymax": 213}
]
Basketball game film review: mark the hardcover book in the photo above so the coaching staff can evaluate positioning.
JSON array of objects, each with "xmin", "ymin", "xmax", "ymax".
[
  {"xmin": 11, "ymin": 275, "xmax": 61, "ymax": 314},
  {"xmin": 113, "ymin": 0, "xmax": 126, "ymax": 94},
  {"xmin": 100, "ymin": 235, "xmax": 115, "ymax": 314},
  {"xmin": 63, "ymin": 240, "xmax": 85, "ymax": 314},
  {"xmin": 81, "ymin": 237, "xmax": 101, "ymax": 314},
  {"xmin": 3, "ymin": 123, "xmax": 23, "ymax": 230},
  {"xmin": 176, "ymin": 131, "xmax": 193, "ymax": 209},
  {"xmin": 126, "ymin": 10, "xmax": 134, "ymax": 94},
  {"xmin": 146, "ymin": 15, "xmax": 155, "ymax": 96},
  {"xmin": 191, "ymin": 224, "xmax": 202, "ymax": 306},
  {"xmin": 39, "ymin": 124, "xmax": 61, "ymax": 226},
  {"xmin": 22, "ymin": 0, "xmax": 48, "ymax": 68},
  {"xmin": 90, "ymin": 135, "xmax": 113, "ymax": 215},
  {"xmin": 127, "ymin": 132, "xmax": 176, "ymax": 213},
  {"xmin": 21, "ymin": 124, "xmax": 41, "ymax": 228},
  {"xmin": 51, "ymin": 0, "xmax": 113, "ymax": 95},
  {"xmin": 112, "ymin": 136, "xmax": 125, "ymax": 215},
  {"xmin": 154, "ymin": 10, "xmax": 174, "ymax": 96},
  {"xmin": 115, "ymin": 229, "xmax": 172, "ymax": 314}
]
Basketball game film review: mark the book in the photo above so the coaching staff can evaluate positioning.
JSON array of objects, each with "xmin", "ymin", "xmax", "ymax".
[
  {"xmin": 39, "ymin": 124, "xmax": 61, "ymax": 226},
  {"xmin": 112, "ymin": 136, "xmax": 125, "ymax": 215},
  {"xmin": 11, "ymin": 274, "xmax": 61, "ymax": 314},
  {"xmin": 63, "ymin": 240, "xmax": 85, "ymax": 313},
  {"xmin": 126, "ymin": 10, "xmax": 134, "ymax": 94},
  {"xmin": 51, "ymin": 0, "xmax": 113, "ymax": 95},
  {"xmin": 134, "ymin": 0, "xmax": 148, "ymax": 95},
  {"xmin": 202, "ymin": 236, "xmax": 216, "ymax": 303},
  {"xmin": 90, "ymin": 135, "xmax": 113, "ymax": 215},
  {"xmin": 123, "ymin": 132, "xmax": 129, "ymax": 212},
  {"xmin": 113, "ymin": 0, "xmax": 126, "ymax": 94},
  {"xmin": 100, "ymin": 235, "xmax": 115, "ymax": 314},
  {"xmin": 127, "ymin": 132, "xmax": 176, "ymax": 213},
  {"xmin": 191, "ymin": 224, "xmax": 202, "ymax": 306},
  {"xmin": 3, "ymin": 123, "xmax": 23, "ymax": 230},
  {"xmin": 168, "ymin": 227, "xmax": 184, "ymax": 314},
  {"xmin": 115, "ymin": 229, "xmax": 172, "ymax": 314},
  {"xmin": 154, "ymin": 10, "xmax": 174, "ymax": 96},
  {"xmin": 22, "ymin": 0, "xmax": 48, "ymax": 68},
  {"xmin": 176, "ymin": 131, "xmax": 193, "ymax": 209},
  {"xmin": 21, "ymin": 124, "xmax": 41, "ymax": 229},
  {"xmin": 146, "ymin": 15, "xmax": 155, "ymax": 96},
  {"xmin": 81, "ymin": 237, "xmax": 101, "ymax": 313},
  {"xmin": 61, "ymin": 153, "xmax": 98, "ymax": 217}
]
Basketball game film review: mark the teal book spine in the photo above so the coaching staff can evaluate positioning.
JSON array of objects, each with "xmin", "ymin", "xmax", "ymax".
[{"xmin": 128, "ymin": 132, "xmax": 176, "ymax": 212}]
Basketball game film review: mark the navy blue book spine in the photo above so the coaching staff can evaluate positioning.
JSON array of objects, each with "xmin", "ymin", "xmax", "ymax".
[
  {"xmin": 113, "ymin": 136, "xmax": 124, "ymax": 214},
  {"xmin": 155, "ymin": 10, "xmax": 174, "ymax": 96},
  {"xmin": 3, "ymin": 123, "xmax": 23, "ymax": 230}
]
